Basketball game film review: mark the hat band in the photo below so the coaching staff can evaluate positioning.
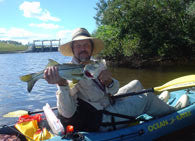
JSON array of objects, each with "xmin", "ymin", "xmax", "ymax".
[{"xmin": 72, "ymin": 33, "xmax": 90, "ymax": 40}]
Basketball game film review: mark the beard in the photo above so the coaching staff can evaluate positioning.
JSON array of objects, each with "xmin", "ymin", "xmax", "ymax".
[{"xmin": 78, "ymin": 51, "xmax": 91, "ymax": 62}]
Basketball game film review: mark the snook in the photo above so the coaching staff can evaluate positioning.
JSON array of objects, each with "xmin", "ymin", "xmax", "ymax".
[{"xmin": 20, "ymin": 59, "xmax": 104, "ymax": 93}]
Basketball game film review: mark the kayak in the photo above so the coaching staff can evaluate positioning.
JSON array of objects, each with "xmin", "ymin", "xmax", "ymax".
[{"xmin": 1, "ymin": 88, "xmax": 195, "ymax": 141}]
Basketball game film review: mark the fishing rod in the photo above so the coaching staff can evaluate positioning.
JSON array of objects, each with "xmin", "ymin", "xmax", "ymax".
[
  {"xmin": 4, "ymin": 74, "xmax": 195, "ymax": 117},
  {"xmin": 111, "ymin": 74, "xmax": 195, "ymax": 100}
]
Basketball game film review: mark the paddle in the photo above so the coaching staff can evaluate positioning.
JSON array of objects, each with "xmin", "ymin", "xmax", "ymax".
[
  {"xmin": 3, "ymin": 107, "xmax": 57, "ymax": 117},
  {"xmin": 111, "ymin": 74, "xmax": 195, "ymax": 100}
]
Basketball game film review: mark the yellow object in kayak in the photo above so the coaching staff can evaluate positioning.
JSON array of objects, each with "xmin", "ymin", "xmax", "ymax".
[
  {"xmin": 15, "ymin": 114, "xmax": 53, "ymax": 141},
  {"xmin": 33, "ymin": 128, "xmax": 54, "ymax": 141}
]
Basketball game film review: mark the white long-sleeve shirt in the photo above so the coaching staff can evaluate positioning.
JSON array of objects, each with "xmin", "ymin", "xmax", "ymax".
[{"xmin": 56, "ymin": 58, "xmax": 120, "ymax": 118}]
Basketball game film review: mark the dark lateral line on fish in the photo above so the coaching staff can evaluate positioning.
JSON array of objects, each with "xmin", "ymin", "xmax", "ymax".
[
  {"xmin": 59, "ymin": 67, "xmax": 84, "ymax": 70},
  {"xmin": 30, "ymin": 67, "xmax": 84, "ymax": 81},
  {"xmin": 28, "ymin": 66, "xmax": 84, "ymax": 82}
]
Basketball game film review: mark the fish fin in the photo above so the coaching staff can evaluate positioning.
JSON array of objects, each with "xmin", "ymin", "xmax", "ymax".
[
  {"xmin": 68, "ymin": 79, "xmax": 79, "ymax": 89},
  {"xmin": 72, "ymin": 79, "xmax": 79, "ymax": 84},
  {"xmin": 20, "ymin": 73, "xmax": 38, "ymax": 92},
  {"xmin": 46, "ymin": 59, "xmax": 60, "ymax": 67},
  {"xmin": 27, "ymin": 79, "xmax": 37, "ymax": 92},
  {"xmin": 68, "ymin": 82, "xmax": 75, "ymax": 89}
]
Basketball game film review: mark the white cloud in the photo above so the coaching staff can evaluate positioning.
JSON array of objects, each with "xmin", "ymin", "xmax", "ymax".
[
  {"xmin": 0, "ymin": 27, "xmax": 52, "ymax": 44},
  {"xmin": 19, "ymin": 1, "xmax": 60, "ymax": 22},
  {"xmin": 56, "ymin": 30, "xmax": 73, "ymax": 44},
  {"xmin": 29, "ymin": 23, "xmax": 61, "ymax": 29},
  {"xmin": 7, "ymin": 28, "xmax": 35, "ymax": 38},
  {"xmin": 0, "ymin": 28, "xmax": 7, "ymax": 34},
  {"xmin": 0, "ymin": 27, "xmax": 74, "ymax": 45}
]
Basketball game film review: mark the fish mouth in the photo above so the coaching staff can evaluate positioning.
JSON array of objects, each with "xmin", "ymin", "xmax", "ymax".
[{"xmin": 84, "ymin": 71, "xmax": 94, "ymax": 78}]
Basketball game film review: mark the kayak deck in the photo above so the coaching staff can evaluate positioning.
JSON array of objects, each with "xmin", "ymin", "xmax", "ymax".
[{"xmin": 0, "ymin": 88, "xmax": 195, "ymax": 141}]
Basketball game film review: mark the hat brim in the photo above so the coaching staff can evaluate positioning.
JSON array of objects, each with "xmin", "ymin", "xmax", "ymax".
[{"xmin": 59, "ymin": 36, "xmax": 104, "ymax": 56}]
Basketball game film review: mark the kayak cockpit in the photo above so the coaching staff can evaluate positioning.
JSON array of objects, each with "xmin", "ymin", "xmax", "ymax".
[{"xmin": 1, "ymin": 88, "xmax": 195, "ymax": 141}]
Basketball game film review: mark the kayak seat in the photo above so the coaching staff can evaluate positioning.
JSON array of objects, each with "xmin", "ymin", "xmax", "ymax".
[
  {"xmin": 174, "ymin": 94, "xmax": 189, "ymax": 110},
  {"xmin": 158, "ymin": 91, "xmax": 170, "ymax": 103}
]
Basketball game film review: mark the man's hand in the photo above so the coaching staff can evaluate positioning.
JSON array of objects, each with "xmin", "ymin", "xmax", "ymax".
[
  {"xmin": 44, "ymin": 66, "xmax": 68, "ymax": 86},
  {"xmin": 98, "ymin": 69, "xmax": 113, "ymax": 87}
]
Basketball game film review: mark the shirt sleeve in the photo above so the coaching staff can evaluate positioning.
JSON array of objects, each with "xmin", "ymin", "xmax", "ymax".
[
  {"xmin": 56, "ymin": 85, "xmax": 77, "ymax": 118},
  {"xmin": 106, "ymin": 78, "xmax": 120, "ymax": 95}
]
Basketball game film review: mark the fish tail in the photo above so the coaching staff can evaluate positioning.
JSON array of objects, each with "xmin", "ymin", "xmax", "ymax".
[{"xmin": 20, "ymin": 73, "xmax": 38, "ymax": 92}]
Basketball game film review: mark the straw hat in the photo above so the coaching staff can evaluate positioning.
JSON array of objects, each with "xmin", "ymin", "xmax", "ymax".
[{"xmin": 59, "ymin": 28, "xmax": 104, "ymax": 56}]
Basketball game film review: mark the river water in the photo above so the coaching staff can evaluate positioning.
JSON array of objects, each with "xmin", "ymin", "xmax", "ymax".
[{"xmin": 0, "ymin": 52, "xmax": 194, "ymax": 137}]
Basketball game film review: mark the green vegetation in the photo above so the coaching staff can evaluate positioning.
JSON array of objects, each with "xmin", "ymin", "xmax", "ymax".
[
  {"xmin": 0, "ymin": 41, "xmax": 28, "ymax": 53},
  {"xmin": 93, "ymin": 0, "xmax": 195, "ymax": 65}
]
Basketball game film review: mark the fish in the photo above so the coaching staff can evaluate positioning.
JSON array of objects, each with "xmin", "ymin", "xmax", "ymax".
[{"xmin": 20, "ymin": 59, "xmax": 105, "ymax": 92}]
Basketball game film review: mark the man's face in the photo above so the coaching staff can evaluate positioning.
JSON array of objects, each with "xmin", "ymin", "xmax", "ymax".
[{"xmin": 72, "ymin": 39, "xmax": 92, "ymax": 62}]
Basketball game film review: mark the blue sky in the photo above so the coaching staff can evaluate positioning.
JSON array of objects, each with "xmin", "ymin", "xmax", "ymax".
[{"xmin": 0, "ymin": 0, "xmax": 99, "ymax": 44}]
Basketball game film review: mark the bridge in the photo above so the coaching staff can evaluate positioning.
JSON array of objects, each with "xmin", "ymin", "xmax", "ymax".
[{"xmin": 28, "ymin": 39, "xmax": 61, "ymax": 52}]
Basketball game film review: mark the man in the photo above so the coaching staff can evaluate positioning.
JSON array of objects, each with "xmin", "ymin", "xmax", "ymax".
[{"xmin": 44, "ymin": 28, "xmax": 188, "ymax": 131}]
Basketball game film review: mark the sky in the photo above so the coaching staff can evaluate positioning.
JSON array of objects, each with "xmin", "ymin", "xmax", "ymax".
[{"xmin": 0, "ymin": 0, "xmax": 99, "ymax": 45}]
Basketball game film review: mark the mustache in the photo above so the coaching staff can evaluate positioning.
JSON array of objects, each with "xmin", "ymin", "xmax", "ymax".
[{"xmin": 79, "ymin": 51, "xmax": 89, "ymax": 55}]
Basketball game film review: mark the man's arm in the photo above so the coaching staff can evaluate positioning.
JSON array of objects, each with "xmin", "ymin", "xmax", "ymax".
[
  {"xmin": 56, "ymin": 86, "xmax": 77, "ymax": 118},
  {"xmin": 44, "ymin": 66, "xmax": 77, "ymax": 118}
]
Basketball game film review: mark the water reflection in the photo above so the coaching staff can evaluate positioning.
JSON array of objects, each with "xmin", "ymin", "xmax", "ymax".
[{"xmin": 110, "ymin": 65, "xmax": 195, "ymax": 89}]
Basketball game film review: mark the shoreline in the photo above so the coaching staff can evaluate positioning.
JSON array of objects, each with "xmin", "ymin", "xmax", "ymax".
[
  {"xmin": 107, "ymin": 57, "xmax": 195, "ymax": 68},
  {"xmin": 1, "ymin": 51, "xmax": 194, "ymax": 68},
  {"xmin": 0, "ymin": 50, "xmax": 27, "ymax": 54}
]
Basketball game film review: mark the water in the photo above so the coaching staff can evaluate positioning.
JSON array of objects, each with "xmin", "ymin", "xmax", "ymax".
[
  {"xmin": 0, "ymin": 52, "xmax": 194, "ymax": 130},
  {"xmin": 111, "ymin": 65, "xmax": 195, "ymax": 89},
  {"xmin": 0, "ymin": 52, "xmax": 71, "ymax": 125}
]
